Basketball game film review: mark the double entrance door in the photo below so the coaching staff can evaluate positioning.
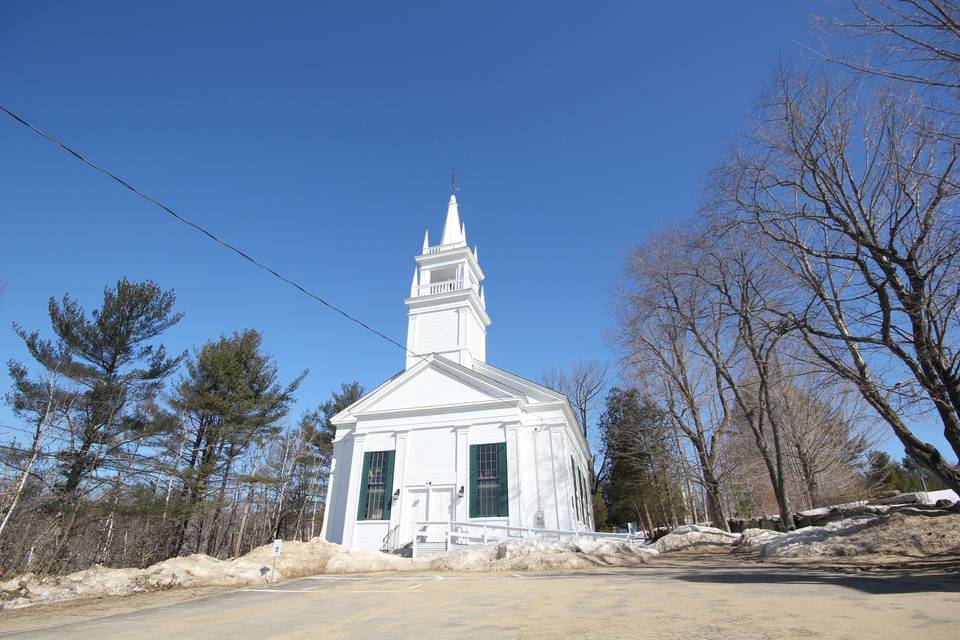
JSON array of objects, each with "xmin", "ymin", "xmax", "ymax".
[{"xmin": 404, "ymin": 485, "xmax": 455, "ymax": 544}]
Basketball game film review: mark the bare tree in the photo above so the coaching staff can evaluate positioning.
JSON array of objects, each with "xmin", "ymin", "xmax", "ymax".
[
  {"xmin": 819, "ymin": 1, "xmax": 960, "ymax": 92},
  {"xmin": 619, "ymin": 229, "xmax": 738, "ymax": 530},
  {"xmin": 0, "ymin": 363, "xmax": 71, "ymax": 539},
  {"xmin": 541, "ymin": 360, "xmax": 608, "ymax": 438},
  {"xmin": 720, "ymin": 70, "xmax": 960, "ymax": 491},
  {"xmin": 541, "ymin": 360, "xmax": 608, "ymax": 498}
]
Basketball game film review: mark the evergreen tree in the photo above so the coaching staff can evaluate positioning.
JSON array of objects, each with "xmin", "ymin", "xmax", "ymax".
[
  {"xmin": 169, "ymin": 329, "xmax": 305, "ymax": 555},
  {"xmin": 10, "ymin": 279, "xmax": 184, "ymax": 567},
  {"xmin": 599, "ymin": 388, "xmax": 686, "ymax": 533}
]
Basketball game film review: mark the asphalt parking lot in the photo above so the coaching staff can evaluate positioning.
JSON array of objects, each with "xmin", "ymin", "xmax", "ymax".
[{"xmin": 1, "ymin": 557, "xmax": 958, "ymax": 639}]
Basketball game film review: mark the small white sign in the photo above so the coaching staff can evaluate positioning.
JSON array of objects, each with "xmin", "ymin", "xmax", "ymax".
[{"xmin": 272, "ymin": 539, "xmax": 283, "ymax": 556}]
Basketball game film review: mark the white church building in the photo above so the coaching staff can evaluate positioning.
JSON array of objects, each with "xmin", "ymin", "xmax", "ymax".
[{"xmin": 320, "ymin": 193, "xmax": 595, "ymax": 551}]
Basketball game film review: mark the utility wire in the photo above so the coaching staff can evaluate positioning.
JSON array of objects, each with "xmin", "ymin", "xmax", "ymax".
[{"xmin": 0, "ymin": 104, "xmax": 414, "ymax": 357}]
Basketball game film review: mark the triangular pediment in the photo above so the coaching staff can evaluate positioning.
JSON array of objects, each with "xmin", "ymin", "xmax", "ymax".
[{"xmin": 332, "ymin": 355, "xmax": 522, "ymax": 422}]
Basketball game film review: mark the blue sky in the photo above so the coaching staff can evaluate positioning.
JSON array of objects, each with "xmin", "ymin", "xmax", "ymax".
[{"xmin": 4, "ymin": 1, "xmax": 931, "ymax": 458}]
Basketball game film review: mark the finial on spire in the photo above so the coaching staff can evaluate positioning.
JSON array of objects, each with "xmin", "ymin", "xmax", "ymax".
[{"xmin": 450, "ymin": 167, "xmax": 458, "ymax": 197}]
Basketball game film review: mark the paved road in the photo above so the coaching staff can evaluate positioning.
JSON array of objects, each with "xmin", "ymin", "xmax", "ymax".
[{"xmin": 1, "ymin": 558, "xmax": 958, "ymax": 639}]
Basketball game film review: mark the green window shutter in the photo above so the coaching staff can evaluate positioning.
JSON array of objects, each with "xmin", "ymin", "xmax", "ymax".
[
  {"xmin": 469, "ymin": 444, "xmax": 479, "ymax": 518},
  {"xmin": 383, "ymin": 450, "xmax": 396, "ymax": 520},
  {"xmin": 497, "ymin": 441, "xmax": 509, "ymax": 517},
  {"xmin": 579, "ymin": 469, "xmax": 587, "ymax": 522},
  {"xmin": 570, "ymin": 456, "xmax": 580, "ymax": 520},
  {"xmin": 357, "ymin": 452, "xmax": 372, "ymax": 520}
]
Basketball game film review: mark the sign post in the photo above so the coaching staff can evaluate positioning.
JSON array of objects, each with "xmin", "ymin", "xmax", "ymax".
[{"xmin": 271, "ymin": 538, "xmax": 282, "ymax": 582}]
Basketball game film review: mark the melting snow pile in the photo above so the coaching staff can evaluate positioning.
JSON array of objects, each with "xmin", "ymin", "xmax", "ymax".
[
  {"xmin": 427, "ymin": 539, "xmax": 656, "ymax": 572},
  {"xmin": 758, "ymin": 512, "xmax": 960, "ymax": 560},
  {"xmin": 0, "ymin": 538, "xmax": 409, "ymax": 610},
  {"xmin": 0, "ymin": 537, "xmax": 657, "ymax": 610},
  {"xmin": 651, "ymin": 525, "xmax": 741, "ymax": 553}
]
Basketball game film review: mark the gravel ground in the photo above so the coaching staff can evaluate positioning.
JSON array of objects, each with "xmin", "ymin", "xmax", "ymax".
[{"xmin": 1, "ymin": 553, "xmax": 957, "ymax": 640}]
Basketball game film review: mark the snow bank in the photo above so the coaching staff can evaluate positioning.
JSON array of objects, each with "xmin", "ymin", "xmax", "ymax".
[
  {"xmin": 426, "ymin": 539, "xmax": 656, "ymax": 572},
  {"xmin": 760, "ymin": 512, "xmax": 960, "ymax": 560},
  {"xmin": 0, "ymin": 538, "xmax": 409, "ymax": 611},
  {"xmin": 737, "ymin": 528, "xmax": 785, "ymax": 551},
  {"xmin": 0, "ymin": 537, "xmax": 657, "ymax": 610},
  {"xmin": 651, "ymin": 524, "xmax": 741, "ymax": 553}
]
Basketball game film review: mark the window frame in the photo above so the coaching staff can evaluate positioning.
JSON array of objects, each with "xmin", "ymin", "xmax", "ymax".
[
  {"xmin": 470, "ymin": 442, "xmax": 508, "ymax": 518},
  {"xmin": 356, "ymin": 449, "xmax": 396, "ymax": 521}
]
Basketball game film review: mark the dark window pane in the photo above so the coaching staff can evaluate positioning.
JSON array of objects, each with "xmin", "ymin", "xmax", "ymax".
[
  {"xmin": 364, "ymin": 451, "xmax": 388, "ymax": 520},
  {"xmin": 476, "ymin": 443, "xmax": 500, "ymax": 517}
]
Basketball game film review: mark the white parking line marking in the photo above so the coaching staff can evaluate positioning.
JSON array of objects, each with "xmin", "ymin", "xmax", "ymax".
[
  {"xmin": 245, "ymin": 583, "xmax": 424, "ymax": 594},
  {"xmin": 244, "ymin": 589, "xmax": 328, "ymax": 593},
  {"xmin": 348, "ymin": 583, "xmax": 422, "ymax": 593},
  {"xmin": 304, "ymin": 576, "xmax": 423, "ymax": 581}
]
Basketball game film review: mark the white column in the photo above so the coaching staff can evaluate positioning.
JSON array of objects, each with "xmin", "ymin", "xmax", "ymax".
[
  {"xmin": 505, "ymin": 424, "xmax": 524, "ymax": 528},
  {"xmin": 319, "ymin": 455, "xmax": 337, "ymax": 540},
  {"xmin": 454, "ymin": 425, "xmax": 470, "ymax": 521},
  {"xmin": 392, "ymin": 431, "xmax": 409, "ymax": 533},
  {"xmin": 341, "ymin": 433, "xmax": 367, "ymax": 547}
]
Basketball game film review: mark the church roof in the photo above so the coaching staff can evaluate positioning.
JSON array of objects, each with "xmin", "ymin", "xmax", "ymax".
[{"xmin": 330, "ymin": 353, "xmax": 578, "ymax": 428}]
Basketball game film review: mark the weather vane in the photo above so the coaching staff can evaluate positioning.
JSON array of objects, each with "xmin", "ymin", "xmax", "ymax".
[{"xmin": 450, "ymin": 168, "xmax": 459, "ymax": 196}]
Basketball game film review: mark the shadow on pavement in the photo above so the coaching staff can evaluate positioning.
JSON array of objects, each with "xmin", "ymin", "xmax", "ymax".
[{"xmin": 669, "ymin": 556, "xmax": 960, "ymax": 595}]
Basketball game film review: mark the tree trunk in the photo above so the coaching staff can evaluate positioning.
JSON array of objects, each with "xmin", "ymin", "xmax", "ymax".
[{"xmin": 0, "ymin": 377, "xmax": 56, "ymax": 539}]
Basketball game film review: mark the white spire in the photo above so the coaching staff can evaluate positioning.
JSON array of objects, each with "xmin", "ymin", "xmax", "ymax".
[
  {"xmin": 473, "ymin": 245, "xmax": 478, "ymax": 261},
  {"xmin": 441, "ymin": 194, "xmax": 464, "ymax": 245},
  {"xmin": 422, "ymin": 230, "xmax": 430, "ymax": 254},
  {"xmin": 480, "ymin": 286, "xmax": 486, "ymax": 308},
  {"xmin": 410, "ymin": 268, "xmax": 419, "ymax": 297},
  {"xmin": 461, "ymin": 222, "xmax": 467, "ymax": 244}
]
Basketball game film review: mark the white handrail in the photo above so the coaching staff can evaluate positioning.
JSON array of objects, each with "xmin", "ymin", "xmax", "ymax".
[{"xmin": 414, "ymin": 520, "xmax": 645, "ymax": 545}]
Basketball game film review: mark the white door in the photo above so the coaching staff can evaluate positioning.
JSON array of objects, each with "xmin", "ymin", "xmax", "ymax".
[
  {"xmin": 430, "ymin": 487, "xmax": 455, "ymax": 522},
  {"xmin": 405, "ymin": 487, "xmax": 428, "ymax": 544}
]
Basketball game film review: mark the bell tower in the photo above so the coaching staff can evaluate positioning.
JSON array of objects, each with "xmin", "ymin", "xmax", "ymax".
[{"xmin": 404, "ymin": 193, "xmax": 490, "ymax": 369}]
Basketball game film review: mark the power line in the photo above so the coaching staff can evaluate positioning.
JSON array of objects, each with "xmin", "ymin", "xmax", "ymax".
[{"xmin": 0, "ymin": 104, "xmax": 414, "ymax": 358}]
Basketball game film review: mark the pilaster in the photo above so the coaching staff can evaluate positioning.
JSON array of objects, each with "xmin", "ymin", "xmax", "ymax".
[
  {"xmin": 392, "ymin": 431, "xmax": 409, "ymax": 533},
  {"xmin": 341, "ymin": 433, "xmax": 367, "ymax": 546},
  {"xmin": 505, "ymin": 423, "xmax": 524, "ymax": 528},
  {"xmin": 454, "ymin": 425, "xmax": 470, "ymax": 521}
]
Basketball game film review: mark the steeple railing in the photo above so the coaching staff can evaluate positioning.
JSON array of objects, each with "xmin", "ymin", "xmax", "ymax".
[
  {"xmin": 425, "ymin": 240, "xmax": 467, "ymax": 254},
  {"xmin": 414, "ymin": 278, "xmax": 479, "ymax": 297}
]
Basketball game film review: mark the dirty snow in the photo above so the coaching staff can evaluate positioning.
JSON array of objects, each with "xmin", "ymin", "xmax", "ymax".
[
  {"xmin": 760, "ymin": 512, "xmax": 960, "ymax": 560},
  {"xmin": 427, "ymin": 539, "xmax": 656, "ymax": 572},
  {"xmin": 6, "ymin": 510, "xmax": 958, "ymax": 611},
  {"xmin": 0, "ymin": 537, "xmax": 657, "ymax": 610},
  {"xmin": 651, "ymin": 525, "xmax": 741, "ymax": 553},
  {"xmin": 737, "ymin": 528, "xmax": 785, "ymax": 550},
  {"xmin": 0, "ymin": 538, "xmax": 408, "ymax": 611}
]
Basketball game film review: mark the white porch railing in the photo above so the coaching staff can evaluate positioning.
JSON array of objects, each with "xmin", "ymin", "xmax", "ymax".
[
  {"xmin": 415, "ymin": 279, "xmax": 464, "ymax": 296},
  {"xmin": 414, "ymin": 279, "xmax": 480, "ymax": 297},
  {"xmin": 411, "ymin": 520, "xmax": 645, "ymax": 558},
  {"xmin": 426, "ymin": 241, "xmax": 467, "ymax": 254}
]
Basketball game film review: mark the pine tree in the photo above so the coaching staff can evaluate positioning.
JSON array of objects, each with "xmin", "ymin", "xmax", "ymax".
[
  {"xmin": 10, "ymin": 279, "xmax": 184, "ymax": 569},
  {"xmin": 169, "ymin": 329, "xmax": 305, "ymax": 556}
]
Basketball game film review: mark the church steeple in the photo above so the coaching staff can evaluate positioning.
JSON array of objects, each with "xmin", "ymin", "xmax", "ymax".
[
  {"xmin": 404, "ymin": 191, "xmax": 490, "ymax": 369},
  {"xmin": 440, "ymin": 194, "xmax": 464, "ymax": 246}
]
